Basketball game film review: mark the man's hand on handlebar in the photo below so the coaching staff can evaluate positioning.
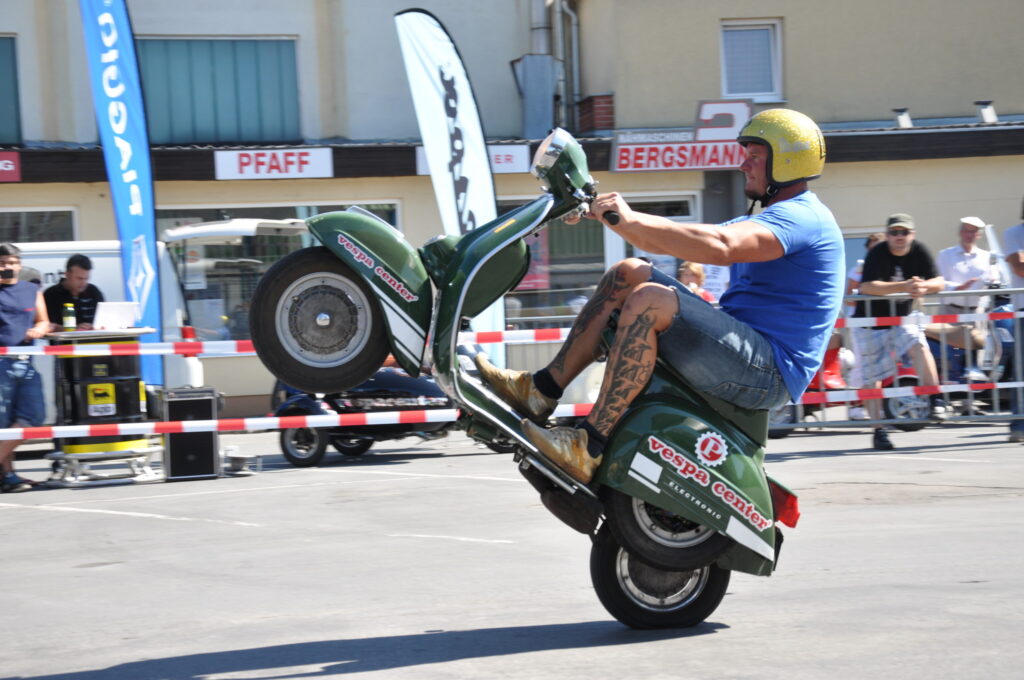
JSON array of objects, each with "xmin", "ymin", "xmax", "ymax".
[{"xmin": 565, "ymin": 192, "xmax": 632, "ymax": 227}]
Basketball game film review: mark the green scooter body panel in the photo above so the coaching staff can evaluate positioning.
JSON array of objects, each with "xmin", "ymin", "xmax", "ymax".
[
  {"xmin": 430, "ymin": 196, "xmax": 552, "ymax": 383},
  {"xmin": 306, "ymin": 210, "xmax": 433, "ymax": 376},
  {"xmin": 593, "ymin": 367, "xmax": 777, "ymax": 575}
]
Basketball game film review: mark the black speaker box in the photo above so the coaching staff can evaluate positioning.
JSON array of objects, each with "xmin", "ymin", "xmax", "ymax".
[{"xmin": 161, "ymin": 387, "xmax": 220, "ymax": 481}]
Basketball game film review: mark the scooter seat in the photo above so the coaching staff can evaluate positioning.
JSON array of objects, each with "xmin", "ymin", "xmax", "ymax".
[
  {"xmin": 653, "ymin": 354, "xmax": 770, "ymax": 447},
  {"xmin": 599, "ymin": 318, "xmax": 769, "ymax": 446}
]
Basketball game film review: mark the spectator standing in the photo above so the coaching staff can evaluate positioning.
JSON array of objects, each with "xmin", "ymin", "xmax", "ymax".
[
  {"xmin": 676, "ymin": 261, "xmax": 716, "ymax": 304},
  {"xmin": 0, "ymin": 244, "xmax": 51, "ymax": 492},
  {"xmin": 853, "ymin": 213, "xmax": 950, "ymax": 450},
  {"xmin": 1000, "ymin": 198, "xmax": 1024, "ymax": 442},
  {"xmin": 844, "ymin": 232, "xmax": 885, "ymax": 420},
  {"xmin": 43, "ymin": 254, "xmax": 105, "ymax": 331}
]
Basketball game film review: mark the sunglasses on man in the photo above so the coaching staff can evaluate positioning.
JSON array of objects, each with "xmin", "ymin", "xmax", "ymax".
[{"xmin": 887, "ymin": 228, "xmax": 911, "ymax": 237}]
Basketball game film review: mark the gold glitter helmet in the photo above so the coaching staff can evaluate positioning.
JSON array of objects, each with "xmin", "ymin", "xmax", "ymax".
[{"xmin": 737, "ymin": 109, "xmax": 826, "ymax": 188}]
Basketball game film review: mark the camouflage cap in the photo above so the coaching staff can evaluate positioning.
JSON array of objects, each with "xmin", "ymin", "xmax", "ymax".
[{"xmin": 886, "ymin": 213, "xmax": 915, "ymax": 230}]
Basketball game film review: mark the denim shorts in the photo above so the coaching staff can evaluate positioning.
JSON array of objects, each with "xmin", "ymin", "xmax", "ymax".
[
  {"xmin": 648, "ymin": 268, "xmax": 789, "ymax": 410},
  {"xmin": 0, "ymin": 357, "xmax": 45, "ymax": 428}
]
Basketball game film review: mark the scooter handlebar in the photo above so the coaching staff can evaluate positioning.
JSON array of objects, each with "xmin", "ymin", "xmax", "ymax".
[{"xmin": 603, "ymin": 211, "xmax": 621, "ymax": 226}]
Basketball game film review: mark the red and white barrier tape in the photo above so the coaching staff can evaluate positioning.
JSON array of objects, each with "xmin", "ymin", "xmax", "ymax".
[
  {"xmin": 0, "ymin": 340, "xmax": 255, "ymax": 357},
  {"xmin": 0, "ymin": 309, "xmax": 1019, "ymax": 356},
  {"xmin": 834, "ymin": 310, "xmax": 1021, "ymax": 329},
  {"xmin": 798, "ymin": 380, "xmax": 1024, "ymax": 406},
  {"xmin": 3, "ymin": 381, "xmax": 1022, "ymax": 442}
]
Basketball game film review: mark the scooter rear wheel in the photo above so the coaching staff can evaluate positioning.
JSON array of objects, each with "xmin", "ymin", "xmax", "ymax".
[
  {"xmin": 590, "ymin": 525, "xmax": 730, "ymax": 629},
  {"xmin": 603, "ymin": 488, "xmax": 732, "ymax": 571},
  {"xmin": 331, "ymin": 437, "xmax": 373, "ymax": 456},
  {"xmin": 280, "ymin": 427, "xmax": 329, "ymax": 467},
  {"xmin": 250, "ymin": 247, "xmax": 389, "ymax": 394}
]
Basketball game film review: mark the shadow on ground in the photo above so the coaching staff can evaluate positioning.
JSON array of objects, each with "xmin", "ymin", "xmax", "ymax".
[{"xmin": 13, "ymin": 620, "xmax": 727, "ymax": 680}]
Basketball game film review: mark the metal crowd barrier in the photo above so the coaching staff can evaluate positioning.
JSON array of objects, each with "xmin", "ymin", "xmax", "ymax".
[{"xmin": 769, "ymin": 286, "xmax": 1024, "ymax": 435}]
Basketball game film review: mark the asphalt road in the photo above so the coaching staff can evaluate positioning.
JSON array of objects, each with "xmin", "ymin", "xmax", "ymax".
[{"xmin": 2, "ymin": 422, "xmax": 1022, "ymax": 680}]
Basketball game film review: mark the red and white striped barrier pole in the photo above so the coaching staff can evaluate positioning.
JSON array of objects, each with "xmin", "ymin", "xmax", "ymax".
[
  {"xmin": 3, "ymin": 379, "xmax": 1023, "ymax": 441},
  {"xmin": 2, "ymin": 309, "xmax": 1020, "ymax": 356}
]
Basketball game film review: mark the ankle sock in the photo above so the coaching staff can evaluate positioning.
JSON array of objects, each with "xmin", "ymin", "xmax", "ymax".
[
  {"xmin": 577, "ymin": 421, "xmax": 607, "ymax": 458},
  {"xmin": 532, "ymin": 368, "xmax": 563, "ymax": 400}
]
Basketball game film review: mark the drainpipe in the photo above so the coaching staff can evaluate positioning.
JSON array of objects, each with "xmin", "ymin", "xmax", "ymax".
[
  {"xmin": 552, "ymin": 0, "xmax": 567, "ymax": 128},
  {"xmin": 530, "ymin": 0, "xmax": 550, "ymax": 53},
  {"xmin": 561, "ymin": 1, "xmax": 581, "ymax": 131}
]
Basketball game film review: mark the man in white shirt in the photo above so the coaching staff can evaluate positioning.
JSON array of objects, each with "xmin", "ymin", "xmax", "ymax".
[
  {"xmin": 936, "ymin": 216, "xmax": 999, "ymax": 314},
  {"xmin": 1002, "ymin": 200, "xmax": 1024, "ymax": 442}
]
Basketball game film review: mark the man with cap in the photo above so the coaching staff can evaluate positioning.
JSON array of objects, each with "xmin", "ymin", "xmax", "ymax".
[
  {"xmin": 936, "ymin": 216, "xmax": 1000, "ymax": 316},
  {"xmin": 853, "ymin": 213, "xmax": 950, "ymax": 450},
  {"xmin": 931, "ymin": 216, "xmax": 999, "ymax": 385}
]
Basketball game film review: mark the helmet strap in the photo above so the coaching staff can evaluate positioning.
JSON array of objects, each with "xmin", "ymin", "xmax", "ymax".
[{"xmin": 747, "ymin": 183, "xmax": 780, "ymax": 214}]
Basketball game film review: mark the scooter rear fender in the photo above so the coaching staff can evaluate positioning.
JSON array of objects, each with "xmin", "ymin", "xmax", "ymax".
[
  {"xmin": 594, "ymin": 368, "xmax": 778, "ymax": 575},
  {"xmin": 306, "ymin": 209, "xmax": 433, "ymax": 376}
]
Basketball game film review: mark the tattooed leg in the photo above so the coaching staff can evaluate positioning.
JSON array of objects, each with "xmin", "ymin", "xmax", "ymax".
[
  {"xmin": 586, "ymin": 283, "xmax": 678, "ymax": 436},
  {"xmin": 548, "ymin": 258, "xmax": 652, "ymax": 387}
]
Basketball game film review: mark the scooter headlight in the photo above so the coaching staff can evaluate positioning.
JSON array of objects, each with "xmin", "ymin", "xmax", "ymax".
[{"xmin": 531, "ymin": 128, "xmax": 574, "ymax": 180}]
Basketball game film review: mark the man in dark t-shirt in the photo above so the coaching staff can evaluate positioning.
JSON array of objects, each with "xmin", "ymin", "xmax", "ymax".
[
  {"xmin": 851, "ymin": 213, "xmax": 949, "ymax": 450},
  {"xmin": 0, "ymin": 243, "xmax": 50, "ymax": 492},
  {"xmin": 43, "ymin": 254, "xmax": 105, "ymax": 330}
]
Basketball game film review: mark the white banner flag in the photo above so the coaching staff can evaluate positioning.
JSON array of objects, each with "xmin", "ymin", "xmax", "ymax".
[
  {"xmin": 395, "ymin": 10, "xmax": 497, "ymax": 236},
  {"xmin": 395, "ymin": 9, "xmax": 505, "ymax": 360}
]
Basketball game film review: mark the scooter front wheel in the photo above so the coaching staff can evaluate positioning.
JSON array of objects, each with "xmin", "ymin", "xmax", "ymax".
[
  {"xmin": 590, "ymin": 525, "xmax": 730, "ymax": 629},
  {"xmin": 603, "ymin": 488, "xmax": 732, "ymax": 571},
  {"xmin": 250, "ymin": 247, "xmax": 389, "ymax": 394}
]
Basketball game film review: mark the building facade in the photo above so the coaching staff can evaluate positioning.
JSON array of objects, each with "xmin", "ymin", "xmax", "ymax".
[{"xmin": 2, "ymin": 0, "xmax": 1023, "ymax": 414}]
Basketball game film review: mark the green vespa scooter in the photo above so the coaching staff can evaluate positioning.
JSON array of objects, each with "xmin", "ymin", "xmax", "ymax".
[{"xmin": 249, "ymin": 128, "xmax": 800, "ymax": 629}]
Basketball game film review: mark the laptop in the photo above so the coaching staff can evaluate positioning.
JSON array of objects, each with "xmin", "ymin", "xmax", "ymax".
[{"xmin": 92, "ymin": 301, "xmax": 141, "ymax": 330}]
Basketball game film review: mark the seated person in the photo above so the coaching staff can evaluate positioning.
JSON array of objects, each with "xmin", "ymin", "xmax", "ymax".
[{"xmin": 44, "ymin": 254, "xmax": 105, "ymax": 331}]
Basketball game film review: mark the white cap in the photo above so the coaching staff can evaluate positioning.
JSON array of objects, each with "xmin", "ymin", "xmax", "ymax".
[{"xmin": 960, "ymin": 216, "xmax": 986, "ymax": 228}]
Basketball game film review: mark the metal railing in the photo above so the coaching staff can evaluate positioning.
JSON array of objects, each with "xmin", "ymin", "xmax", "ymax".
[{"xmin": 769, "ymin": 287, "xmax": 1024, "ymax": 436}]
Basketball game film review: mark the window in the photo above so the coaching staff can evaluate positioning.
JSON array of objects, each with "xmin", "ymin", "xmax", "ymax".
[
  {"xmin": 156, "ymin": 203, "xmax": 397, "ymax": 341},
  {"xmin": 506, "ymin": 195, "xmax": 699, "ymax": 328},
  {"xmin": 0, "ymin": 37, "xmax": 20, "ymax": 144},
  {"xmin": 0, "ymin": 210, "xmax": 74, "ymax": 242},
  {"xmin": 720, "ymin": 20, "xmax": 782, "ymax": 102},
  {"xmin": 138, "ymin": 39, "xmax": 300, "ymax": 144}
]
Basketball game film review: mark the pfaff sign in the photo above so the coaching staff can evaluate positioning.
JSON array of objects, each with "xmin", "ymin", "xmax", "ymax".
[
  {"xmin": 613, "ymin": 100, "xmax": 753, "ymax": 172},
  {"xmin": 214, "ymin": 148, "xmax": 333, "ymax": 180},
  {"xmin": 0, "ymin": 152, "xmax": 20, "ymax": 182}
]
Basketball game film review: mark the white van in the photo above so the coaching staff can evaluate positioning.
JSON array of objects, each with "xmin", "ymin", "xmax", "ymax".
[{"xmin": 18, "ymin": 219, "xmax": 308, "ymax": 422}]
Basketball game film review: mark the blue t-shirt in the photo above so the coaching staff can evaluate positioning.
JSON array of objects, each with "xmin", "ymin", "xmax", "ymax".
[
  {"xmin": 718, "ymin": 191, "xmax": 844, "ymax": 400},
  {"xmin": 0, "ymin": 281, "xmax": 39, "ymax": 348}
]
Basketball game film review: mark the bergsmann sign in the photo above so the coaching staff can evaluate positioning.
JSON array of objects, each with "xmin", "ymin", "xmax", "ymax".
[{"xmin": 612, "ymin": 100, "xmax": 753, "ymax": 173}]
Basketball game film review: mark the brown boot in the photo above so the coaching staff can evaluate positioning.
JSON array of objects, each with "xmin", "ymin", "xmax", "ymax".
[
  {"xmin": 474, "ymin": 354, "xmax": 557, "ymax": 423},
  {"xmin": 522, "ymin": 419, "xmax": 602, "ymax": 484}
]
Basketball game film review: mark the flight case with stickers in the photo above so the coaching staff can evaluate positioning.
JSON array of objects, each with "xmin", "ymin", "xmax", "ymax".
[{"xmin": 47, "ymin": 329, "xmax": 161, "ymax": 486}]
